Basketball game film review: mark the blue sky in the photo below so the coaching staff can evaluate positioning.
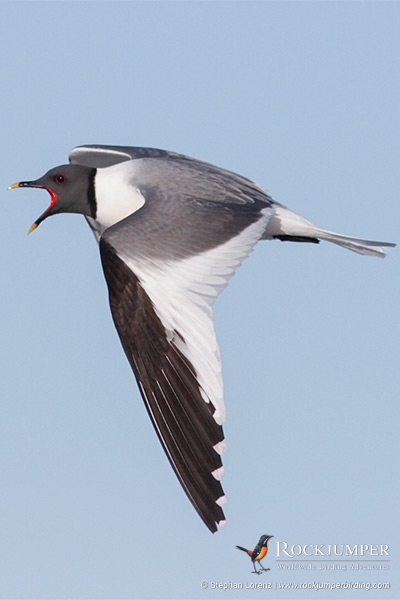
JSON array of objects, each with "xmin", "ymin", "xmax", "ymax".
[{"xmin": 1, "ymin": 1, "xmax": 399, "ymax": 598}]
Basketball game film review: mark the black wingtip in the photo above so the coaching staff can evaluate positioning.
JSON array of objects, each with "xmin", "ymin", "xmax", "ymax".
[{"xmin": 100, "ymin": 239, "xmax": 228, "ymax": 534}]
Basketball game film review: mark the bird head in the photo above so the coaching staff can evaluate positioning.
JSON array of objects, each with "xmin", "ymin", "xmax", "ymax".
[
  {"xmin": 260, "ymin": 534, "xmax": 274, "ymax": 545},
  {"xmin": 9, "ymin": 164, "xmax": 97, "ymax": 233}
]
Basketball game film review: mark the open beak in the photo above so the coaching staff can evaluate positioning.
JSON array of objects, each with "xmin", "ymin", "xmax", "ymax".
[{"xmin": 8, "ymin": 180, "xmax": 51, "ymax": 234}]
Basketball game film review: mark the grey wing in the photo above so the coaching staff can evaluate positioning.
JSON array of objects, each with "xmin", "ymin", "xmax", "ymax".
[
  {"xmin": 99, "ymin": 176, "xmax": 273, "ymax": 531},
  {"xmin": 71, "ymin": 145, "xmax": 274, "ymax": 244},
  {"xmin": 69, "ymin": 145, "xmax": 271, "ymax": 195},
  {"xmin": 69, "ymin": 145, "xmax": 197, "ymax": 168}
]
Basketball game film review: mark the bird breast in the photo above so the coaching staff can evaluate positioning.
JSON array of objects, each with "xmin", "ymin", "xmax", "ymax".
[{"xmin": 94, "ymin": 162, "xmax": 145, "ymax": 229}]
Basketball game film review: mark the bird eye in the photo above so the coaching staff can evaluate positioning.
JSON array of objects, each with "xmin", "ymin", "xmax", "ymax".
[{"xmin": 55, "ymin": 174, "xmax": 66, "ymax": 184}]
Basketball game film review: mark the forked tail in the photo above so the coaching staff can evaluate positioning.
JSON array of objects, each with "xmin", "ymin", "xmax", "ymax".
[
  {"xmin": 263, "ymin": 204, "xmax": 395, "ymax": 258},
  {"xmin": 312, "ymin": 228, "xmax": 395, "ymax": 258}
]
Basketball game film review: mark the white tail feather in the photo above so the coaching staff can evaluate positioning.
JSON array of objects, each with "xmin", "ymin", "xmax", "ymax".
[
  {"xmin": 313, "ymin": 228, "xmax": 395, "ymax": 258},
  {"xmin": 263, "ymin": 204, "xmax": 395, "ymax": 258}
]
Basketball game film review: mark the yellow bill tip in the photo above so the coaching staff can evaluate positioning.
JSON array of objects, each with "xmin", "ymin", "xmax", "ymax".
[
  {"xmin": 8, "ymin": 182, "xmax": 21, "ymax": 190},
  {"xmin": 27, "ymin": 222, "xmax": 38, "ymax": 235}
]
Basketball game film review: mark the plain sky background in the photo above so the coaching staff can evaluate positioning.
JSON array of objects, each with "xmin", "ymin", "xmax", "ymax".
[{"xmin": 1, "ymin": 1, "xmax": 399, "ymax": 599}]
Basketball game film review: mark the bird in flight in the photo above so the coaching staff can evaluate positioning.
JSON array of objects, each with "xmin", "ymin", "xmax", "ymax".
[
  {"xmin": 236, "ymin": 534, "xmax": 274, "ymax": 574},
  {"xmin": 9, "ymin": 145, "xmax": 395, "ymax": 533}
]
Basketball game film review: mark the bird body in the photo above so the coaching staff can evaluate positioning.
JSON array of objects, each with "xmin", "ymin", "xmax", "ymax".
[
  {"xmin": 9, "ymin": 145, "xmax": 395, "ymax": 533},
  {"xmin": 236, "ymin": 534, "xmax": 274, "ymax": 574}
]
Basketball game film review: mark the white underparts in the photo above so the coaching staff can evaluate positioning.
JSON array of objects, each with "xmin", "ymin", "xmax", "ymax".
[{"xmin": 95, "ymin": 163, "xmax": 145, "ymax": 229}]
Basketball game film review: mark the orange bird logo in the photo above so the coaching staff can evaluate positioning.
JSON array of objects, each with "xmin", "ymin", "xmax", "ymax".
[{"xmin": 236, "ymin": 534, "xmax": 274, "ymax": 574}]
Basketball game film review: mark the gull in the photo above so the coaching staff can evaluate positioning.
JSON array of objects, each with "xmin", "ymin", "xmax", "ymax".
[{"xmin": 9, "ymin": 145, "xmax": 395, "ymax": 532}]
